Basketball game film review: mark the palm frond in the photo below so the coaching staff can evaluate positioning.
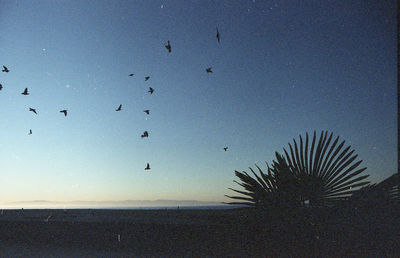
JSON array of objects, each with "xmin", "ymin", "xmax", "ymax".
[
  {"xmin": 225, "ymin": 131, "xmax": 370, "ymax": 209},
  {"xmin": 349, "ymin": 173, "xmax": 399, "ymax": 205},
  {"xmin": 281, "ymin": 131, "xmax": 369, "ymax": 206}
]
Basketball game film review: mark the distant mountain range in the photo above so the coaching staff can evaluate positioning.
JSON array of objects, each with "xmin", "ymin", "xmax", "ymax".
[{"xmin": 3, "ymin": 199, "xmax": 225, "ymax": 208}]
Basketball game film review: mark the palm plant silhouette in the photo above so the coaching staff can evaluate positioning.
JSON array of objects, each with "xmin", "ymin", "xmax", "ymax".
[
  {"xmin": 226, "ymin": 131, "xmax": 370, "ymax": 208},
  {"xmin": 350, "ymin": 173, "xmax": 399, "ymax": 207},
  {"xmin": 225, "ymin": 152, "xmax": 298, "ymax": 208}
]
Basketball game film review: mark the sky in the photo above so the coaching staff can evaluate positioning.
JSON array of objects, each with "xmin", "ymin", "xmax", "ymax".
[{"xmin": 0, "ymin": 0, "xmax": 397, "ymax": 207}]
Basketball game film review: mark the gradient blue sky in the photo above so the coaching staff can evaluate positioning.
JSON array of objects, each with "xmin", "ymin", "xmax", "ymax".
[{"xmin": 0, "ymin": 0, "xmax": 397, "ymax": 206}]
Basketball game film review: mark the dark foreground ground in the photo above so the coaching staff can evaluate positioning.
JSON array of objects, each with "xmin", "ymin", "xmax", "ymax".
[{"xmin": 0, "ymin": 206, "xmax": 398, "ymax": 257}]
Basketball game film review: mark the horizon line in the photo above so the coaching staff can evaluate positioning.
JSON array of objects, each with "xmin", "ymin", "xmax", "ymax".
[{"xmin": 3, "ymin": 199, "xmax": 226, "ymax": 206}]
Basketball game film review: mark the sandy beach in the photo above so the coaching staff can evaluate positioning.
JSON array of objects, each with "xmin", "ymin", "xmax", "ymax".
[
  {"xmin": 0, "ymin": 208, "xmax": 398, "ymax": 257},
  {"xmin": 0, "ymin": 208, "xmax": 260, "ymax": 257}
]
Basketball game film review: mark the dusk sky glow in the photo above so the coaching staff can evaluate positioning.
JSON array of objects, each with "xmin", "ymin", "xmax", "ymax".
[{"xmin": 0, "ymin": 0, "xmax": 397, "ymax": 207}]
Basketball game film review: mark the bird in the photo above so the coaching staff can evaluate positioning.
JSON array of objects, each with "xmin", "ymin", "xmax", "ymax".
[
  {"xmin": 145, "ymin": 163, "xmax": 150, "ymax": 170},
  {"xmin": 148, "ymin": 87, "xmax": 154, "ymax": 94},
  {"xmin": 129, "ymin": 73, "xmax": 134, "ymax": 76},
  {"xmin": 145, "ymin": 76, "xmax": 150, "ymax": 81},
  {"xmin": 206, "ymin": 67, "xmax": 212, "ymax": 73},
  {"xmin": 116, "ymin": 104, "xmax": 122, "ymax": 111},
  {"xmin": 21, "ymin": 88, "xmax": 29, "ymax": 95},
  {"xmin": 144, "ymin": 110, "xmax": 150, "ymax": 115},
  {"xmin": 60, "ymin": 110, "xmax": 67, "ymax": 116},
  {"xmin": 0, "ymin": 84, "xmax": 3, "ymax": 90},
  {"xmin": 2, "ymin": 66, "xmax": 9, "ymax": 73},
  {"xmin": 29, "ymin": 129, "xmax": 32, "ymax": 135},
  {"xmin": 216, "ymin": 27, "xmax": 220, "ymax": 43},
  {"xmin": 141, "ymin": 131, "xmax": 149, "ymax": 138},
  {"xmin": 165, "ymin": 40, "xmax": 171, "ymax": 53},
  {"xmin": 29, "ymin": 108, "xmax": 37, "ymax": 114},
  {"xmin": 223, "ymin": 147, "xmax": 228, "ymax": 152}
]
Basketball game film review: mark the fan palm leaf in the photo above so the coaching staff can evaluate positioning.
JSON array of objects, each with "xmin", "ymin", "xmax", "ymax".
[
  {"xmin": 225, "ymin": 152, "xmax": 299, "ymax": 208},
  {"xmin": 225, "ymin": 131, "xmax": 370, "ymax": 208},
  {"xmin": 282, "ymin": 131, "xmax": 370, "ymax": 205}
]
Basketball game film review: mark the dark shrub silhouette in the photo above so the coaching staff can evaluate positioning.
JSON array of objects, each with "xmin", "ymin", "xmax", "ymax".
[
  {"xmin": 226, "ymin": 131, "xmax": 370, "ymax": 208},
  {"xmin": 224, "ymin": 152, "xmax": 299, "ymax": 208},
  {"xmin": 349, "ymin": 173, "xmax": 399, "ymax": 207}
]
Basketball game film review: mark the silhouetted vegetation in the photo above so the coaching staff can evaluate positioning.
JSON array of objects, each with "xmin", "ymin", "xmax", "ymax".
[
  {"xmin": 224, "ymin": 131, "xmax": 399, "ymax": 256},
  {"xmin": 349, "ymin": 173, "xmax": 399, "ymax": 209},
  {"xmin": 226, "ymin": 131, "xmax": 370, "ymax": 208}
]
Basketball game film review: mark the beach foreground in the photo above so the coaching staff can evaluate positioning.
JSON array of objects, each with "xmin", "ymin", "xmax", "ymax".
[{"xmin": 0, "ymin": 207, "xmax": 398, "ymax": 257}]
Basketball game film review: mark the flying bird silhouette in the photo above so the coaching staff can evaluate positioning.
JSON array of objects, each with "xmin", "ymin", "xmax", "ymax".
[
  {"xmin": 144, "ymin": 110, "xmax": 150, "ymax": 115},
  {"xmin": 2, "ymin": 66, "xmax": 9, "ymax": 72},
  {"xmin": 145, "ymin": 163, "xmax": 150, "ymax": 170},
  {"xmin": 141, "ymin": 131, "xmax": 149, "ymax": 138},
  {"xmin": 0, "ymin": 84, "xmax": 3, "ymax": 90},
  {"xmin": 145, "ymin": 76, "xmax": 150, "ymax": 81},
  {"xmin": 129, "ymin": 73, "xmax": 134, "ymax": 76},
  {"xmin": 29, "ymin": 108, "xmax": 37, "ymax": 114},
  {"xmin": 223, "ymin": 147, "xmax": 228, "ymax": 151},
  {"xmin": 148, "ymin": 87, "xmax": 154, "ymax": 94},
  {"xmin": 216, "ymin": 27, "xmax": 220, "ymax": 43},
  {"xmin": 206, "ymin": 67, "xmax": 212, "ymax": 73},
  {"xmin": 29, "ymin": 129, "xmax": 32, "ymax": 135},
  {"xmin": 116, "ymin": 104, "xmax": 122, "ymax": 111},
  {"xmin": 165, "ymin": 40, "xmax": 171, "ymax": 53},
  {"xmin": 21, "ymin": 88, "xmax": 29, "ymax": 95},
  {"xmin": 60, "ymin": 110, "xmax": 67, "ymax": 116}
]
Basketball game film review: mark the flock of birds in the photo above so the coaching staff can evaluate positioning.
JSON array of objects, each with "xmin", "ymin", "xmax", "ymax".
[
  {"xmin": 1, "ymin": 67, "xmax": 68, "ymax": 117},
  {"xmin": 0, "ymin": 27, "xmax": 228, "ymax": 172}
]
